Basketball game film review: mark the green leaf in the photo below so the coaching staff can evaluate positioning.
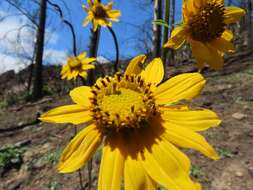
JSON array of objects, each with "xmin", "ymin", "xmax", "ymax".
[
  {"xmin": 153, "ymin": 19, "xmax": 170, "ymax": 28},
  {"xmin": 217, "ymin": 147, "xmax": 234, "ymax": 159},
  {"xmin": 191, "ymin": 165, "xmax": 202, "ymax": 178}
]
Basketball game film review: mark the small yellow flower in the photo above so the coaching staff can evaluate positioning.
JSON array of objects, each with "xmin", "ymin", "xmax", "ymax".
[
  {"xmin": 82, "ymin": 0, "xmax": 121, "ymax": 31},
  {"xmin": 61, "ymin": 52, "xmax": 96, "ymax": 80},
  {"xmin": 40, "ymin": 54, "xmax": 221, "ymax": 190},
  {"xmin": 164, "ymin": 0, "xmax": 246, "ymax": 70}
]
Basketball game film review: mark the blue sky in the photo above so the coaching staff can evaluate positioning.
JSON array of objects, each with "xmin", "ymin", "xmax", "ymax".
[
  {"xmin": 0, "ymin": 0, "xmax": 185, "ymax": 72},
  {"xmin": 51, "ymin": 0, "xmax": 183, "ymax": 59}
]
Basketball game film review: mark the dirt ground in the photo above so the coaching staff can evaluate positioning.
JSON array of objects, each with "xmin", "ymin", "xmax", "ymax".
[{"xmin": 0, "ymin": 55, "xmax": 253, "ymax": 190}]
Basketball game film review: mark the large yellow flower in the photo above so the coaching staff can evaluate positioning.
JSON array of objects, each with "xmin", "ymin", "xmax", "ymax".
[
  {"xmin": 40, "ymin": 55, "xmax": 221, "ymax": 190},
  {"xmin": 61, "ymin": 52, "xmax": 96, "ymax": 80},
  {"xmin": 82, "ymin": 0, "xmax": 121, "ymax": 31},
  {"xmin": 164, "ymin": 0, "xmax": 245, "ymax": 70}
]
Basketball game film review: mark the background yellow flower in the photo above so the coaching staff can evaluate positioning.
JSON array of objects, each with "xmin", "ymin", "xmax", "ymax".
[
  {"xmin": 164, "ymin": 0, "xmax": 246, "ymax": 70},
  {"xmin": 40, "ymin": 55, "xmax": 221, "ymax": 190},
  {"xmin": 61, "ymin": 52, "xmax": 96, "ymax": 80},
  {"xmin": 82, "ymin": 0, "xmax": 121, "ymax": 31}
]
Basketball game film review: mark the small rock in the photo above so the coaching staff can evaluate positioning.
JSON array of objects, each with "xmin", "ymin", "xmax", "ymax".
[
  {"xmin": 216, "ymin": 84, "xmax": 233, "ymax": 91},
  {"xmin": 0, "ymin": 168, "xmax": 4, "ymax": 176},
  {"xmin": 235, "ymin": 171, "xmax": 243, "ymax": 177},
  {"xmin": 203, "ymin": 101, "xmax": 213, "ymax": 107},
  {"xmin": 23, "ymin": 150, "xmax": 34, "ymax": 162},
  {"xmin": 243, "ymin": 105, "xmax": 249, "ymax": 110},
  {"xmin": 17, "ymin": 121, "xmax": 24, "ymax": 126},
  {"xmin": 40, "ymin": 143, "xmax": 52, "ymax": 154},
  {"xmin": 248, "ymin": 132, "xmax": 253, "ymax": 137},
  {"xmin": 33, "ymin": 158, "xmax": 46, "ymax": 169},
  {"xmin": 248, "ymin": 167, "xmax": 253, "ymax": 177},
  {"xmin": 232, "ymin": 112, "xmax": 247, "ymax": 120}
]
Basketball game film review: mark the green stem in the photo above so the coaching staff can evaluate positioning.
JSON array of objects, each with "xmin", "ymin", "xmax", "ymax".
[
  {"xmin": 107, "ymin": 26, "xmax": 120, "ymax": 73},
  {"xmin": 162, "ymin": 0, "xmax": 171, "ymax": 76},
  {"xmin": 74, "ymin": 127, "xmax": 84, "ymax": 190}
]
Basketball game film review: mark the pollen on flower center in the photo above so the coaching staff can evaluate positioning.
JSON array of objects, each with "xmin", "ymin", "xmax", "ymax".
[
  {"xmin": 94, "ymin": 5, "xmax": 108, "ymax": 19},
  {"xmin": 188, "ymin": 2, "xmax": 225, "ymax": 42},
  {"xmin": 101, "ymin": 88, "xmax": 145, "ymax": 118},
  {"xmin": 89, "ymin": 73, "xmax": 156, "ymax": 129},
  {"xmin": 68, "ymin": 58, "xmax": 81, "ymax": 70}
]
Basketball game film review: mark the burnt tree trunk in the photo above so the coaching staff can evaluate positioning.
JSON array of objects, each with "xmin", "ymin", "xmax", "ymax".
[
  {"xmin": 152, "ymin": 0, "xmax": 162, "ymax": 58},
  {"xmin": 32, "ymin": 0, "xmax": 47, "ymax": 101},
  {"xmin": 170, "ymin": 0, "xmax": 175, "ymax": 65},
  {"xmin": 87, "ymin": 28, "xmax": 101, "ymax": 85},
  {"xmin": 27, "ymin": 45, "xmax": 37, "ymax": 93},
  {"xmin": 248, "ymin": 0, "xmax": 253, "ymax": 48},
  {"xmin": 162, "ymin": 0, "xmax": 170, "ymax": 68}
]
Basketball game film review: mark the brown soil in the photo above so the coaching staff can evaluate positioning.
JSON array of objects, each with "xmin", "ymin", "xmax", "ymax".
[{"xmin": 0, "ymin": 54, "xmax": 253, "ymax": 190}]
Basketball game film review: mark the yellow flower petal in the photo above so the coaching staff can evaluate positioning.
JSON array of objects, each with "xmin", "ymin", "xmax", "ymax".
[
  {"xmin": 58, "ymin": 124, "xmax": 101, "ymax": 173},
  {"xmin": 81, "ymin": 57, "xmax": 96, "ymax": 64},
  {"xmin": 71, "ymin": 70, "xmax": 79, "ymax": 79},
  {"xmin": 141, "ymin": 58, "xmax": 164, "ymax": 86},
  {"xmin": 39, "ymin": 105, "xmax": 92, "ymax": 124},
  {"xmin": 124, "ymin": 54, "xmax": 146, "ymax": 76},
  {"xmin": 108, "ymin": 10, "xmax": 121, "ymax": 21},
  {"xmin": 163, "ymin": 124, "xmax": 220, "ymax": 160},
  {"xmin": 81, "ymin": 64, "xmax": 95, "ymax": 70},
  {"xmin": 105, "ymin": 2, "xmax": 113, "ymax": 10},
  {"xmin": 154, "ymin": 73, "xmax": 205, "ymax": 105},
  {"xmin": 140, "ymin": 138, "xmax": 198, "ymax": 190},
  {"xmin": 164, "ymin": 26, "xmax": 186, "ymax": 49},
  {"xmin": 96, "ymin": 19, "xmax": 108, "ymax": 27},
  {"xmin": 193, "ymin": 0, "xmax": 206, "ymax": 10},
  {"xmin": 94, "ymin": 0, "xmax": 99, "ymax": 5},
  {"xmin": 224, "ymin": 7, "xmax": 246, "ymax": 24},
  {"xmin": 93, "ymin": 20, "xmax": 99, "ymax": 31},
  {"xmin": 82, "ymin": 5, "xmax": 89, "ymax": 12},
  {"xmin": 206, "ymin": 44, "xmax": 224, "ymax": 70},
  {"xmin": 77, "ymin": 52, "xmax": 87, "ymax": 60},
  {"xmin": 79, "ymin": 71, "xmax": 88, "ymax": 79},
  {"xmin": 184, "ymin": 0, "xmax": 195, "ymax": 13},
  {"xmin": 221, "ymin": 29, "xmax": 234, "ymax": 41},
  {"xmin": 83, "ymin": 14, "xmax": 93, "ymax": 26},
  {"xmin": 160, "ymin": 106, "xmax": 221, "ymax": 131},
  {"xmin": 70, "ymin": 86, "xmax": 93, "ymax": 107},
  {"xmin": 87, "ymin": 0, "xmax": 93, "ymax": 7},
  {"xmin": 195, "ymin": 182, "xmax": 202, "ymax": 190},
  {"xmin": 190, "ymin": 40, "xmax": 224, "ymax": 70},
  {"xmin": 98, "ymin": 137, "xmax": 124, "ymax": 190},
  {"xmin": 210, "ymin": 37, "xmax": 235, "ymax": 53},
  {"xmin": 124, "ymin": 156, "xmax": 157, "ymax": 190}
]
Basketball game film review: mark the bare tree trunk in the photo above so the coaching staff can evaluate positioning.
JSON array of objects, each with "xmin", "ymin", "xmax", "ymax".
[
  {"xmin": 162, "ymin": 0, "xmax": 170, "ymax": 71},
  {"xmin": 32, "ymin": 0, "xmax": 47, "ymax": 101},
  {"xmin": 170, "ymin": 0, "xmax": 175, "ymax": 64},
  {"xmin": 87, "ymin": 28, "xmax": 100, "ymax": 85},
  {"xmin": 27, "ymin": 45, "xmax": 37, "ymax": 92},
  {"xmin": 152, "ymin": 0, "xmax": 162, "ymax": 58},
  {"xmin": 86, "ymin": 1, "xmax": 101, "ymax": 188},
  {"xmin": 248, "ymin": 0, "xmax": 253, "ymax": 48}
]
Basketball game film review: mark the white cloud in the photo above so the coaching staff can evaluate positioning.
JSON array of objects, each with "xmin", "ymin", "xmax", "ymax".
[
  {"xmin": 44, "ymin": 49, "xmax": 67, "ymax": 65},
  {"xmin": 0, "ymin": 53, "xmax": 27, "ymax": 73},
  {"xmin": 97, "ymin": 56, "xmax": 110, "ymax": 64},
  {"xmin": 0, "ymin": 10, "xmax": 66, "ymax": 74}
]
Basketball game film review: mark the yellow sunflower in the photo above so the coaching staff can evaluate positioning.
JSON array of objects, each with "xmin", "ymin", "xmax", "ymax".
[
  {"xmin": 82, "ymin": 0, "xmax": 121, "ymax": 31},
  {"xmin": 40, "ymin": 54, "xmax": 221, "ymax": 190},
  {"xmin": 164, "ymin": 0, "xmax": 246, "ymax": 70},
  {"xmin": 61, "ymin": 52, "xmax": 96, "ymax": 80}
]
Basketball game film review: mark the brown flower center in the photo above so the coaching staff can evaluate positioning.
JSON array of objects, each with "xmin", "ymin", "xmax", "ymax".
[
  {"xmin": 188, "ymin": 2, "xmax": 225, "ymax": 42},
  {"xmin": 94, "ymin": 5, "xmax": 108, "ymax": 19},
  {"xmin": 89, "ymin": 73, "xmax": 157, "ymax": 129},
  {"xmin": 68, "ymin": 58, "xmax": 82, "ymax": 71}
]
